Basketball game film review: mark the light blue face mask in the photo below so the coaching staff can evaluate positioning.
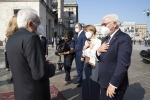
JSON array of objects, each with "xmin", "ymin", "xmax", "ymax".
[{"xmin": 32, "ymin": 22, "xmax": 44, "ymax": 35}]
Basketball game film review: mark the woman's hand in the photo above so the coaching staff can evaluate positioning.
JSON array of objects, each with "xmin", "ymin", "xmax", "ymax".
[
  {"xmin": 85, "ymin": 41, "xmax": 90, "ymax": 48},
  {"xmin": 81, "ymin": 57, "xmax": 84, "ymax": 61},
  {"xmin": 89, "ymin": 42, "xmax": 94, "ymax": 49}
]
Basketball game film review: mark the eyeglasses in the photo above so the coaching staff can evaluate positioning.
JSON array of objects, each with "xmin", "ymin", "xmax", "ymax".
[
  {"xmin": 101, "ymin": 21, "xmax": 114, "ymax": 26},
  {"xmin": 33, "ymin": 21, "xmax": 41, "ymax": 25}
]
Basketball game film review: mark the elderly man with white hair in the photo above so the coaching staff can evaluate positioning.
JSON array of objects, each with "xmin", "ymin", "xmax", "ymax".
[
  {"xmin": 6, "ymin": 8, "xmax": 56, "ymax": 100},
  {"xmin": 96, "ymin": 14, "xmax": 132, "ymax": 100}
]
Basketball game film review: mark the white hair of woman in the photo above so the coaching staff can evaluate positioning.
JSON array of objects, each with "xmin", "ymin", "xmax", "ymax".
[
  {"xmin": 17, "ymin": 8, "xmax": 38, "ymax": 28},
  {"xmin": 102, "ymin": 14, "xmax": 120, "ymax": 27}
]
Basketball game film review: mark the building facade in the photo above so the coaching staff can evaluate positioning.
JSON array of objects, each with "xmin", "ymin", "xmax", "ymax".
[
  {"xmin": 64, "ymin": 1, "xmax": 78, "ymax": 35},
  {"xmin": 94, "ymin": 22, "xmax": 147, "ymax": 41},
  {"xmin": 135, "ymin": 24, "xmax": 147, "ymax": 38},
  {"xmin": 0, "ymin": 0, "xmax": 56, "ymax": 45}
]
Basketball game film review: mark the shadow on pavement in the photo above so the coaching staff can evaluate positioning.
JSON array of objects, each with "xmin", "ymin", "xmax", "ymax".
[
  {"xmin": 0, "ymin": 79, "xmax": 12, "ymax": 87},
  {"xmin": 54, "ymin": 67, "xmax": 76, "ymax": 76},
  {"xmin": 123, "ymin": 83, "xmax": 145, "ymax": 100},
  {"xmin": 60, "ymin": 87, "xmax": 82, "ymax": 100}
]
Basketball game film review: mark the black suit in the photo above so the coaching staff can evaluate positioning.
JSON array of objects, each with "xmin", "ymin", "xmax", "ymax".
[
  {"xmin": 97, "ymin": 29, "xmax": 132, "ymax": 100},
  {"xmin": 6, "ymin": 28, "xmax": 55, "ymax": 100}
]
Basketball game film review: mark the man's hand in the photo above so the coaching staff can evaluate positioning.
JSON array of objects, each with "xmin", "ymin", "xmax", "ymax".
[
  {"xmin": 97, "ymin": 42, "xmax": 109, "ymax": 53},
  {"xmin": 106, "ymin": 84, "xmax": 116, "ymax": 98},
  {"xmin": 45, "ymin": 55, "xmax": 48, "ymax": 58}
]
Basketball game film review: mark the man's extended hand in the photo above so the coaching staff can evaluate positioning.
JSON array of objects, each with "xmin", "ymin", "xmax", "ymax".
[
  {"xmin": 97, "ymin": 42, "xmax": 109, "ymax": 53},
  {"xmin": 106, "ymin": 84, "xmax": 116, "ymax": 98}
]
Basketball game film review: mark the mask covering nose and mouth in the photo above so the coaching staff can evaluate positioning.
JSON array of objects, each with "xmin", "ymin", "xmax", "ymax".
[
  {"xmin": 101, "ymin": 26, "xmax": 110, "ymax": 36},
  {"xmin": 36, "ymin": 25, "xmax": 44, "ymax": 35},
  {"xmin": 85, "ymin": 32, "xmax": 92, "ymax": 40},
  {"xmin": 32, "ymin": 22, "xmax": 44, "ymax": 35},
  {"xmin": 75, "ymin": 28, "xmax": 79, "ymax": 32}
]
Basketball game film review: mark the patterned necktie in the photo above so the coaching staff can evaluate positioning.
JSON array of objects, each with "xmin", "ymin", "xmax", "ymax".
[{"xmin": 106, "ymin": 35, "xmax": 111, "ymax": 43}]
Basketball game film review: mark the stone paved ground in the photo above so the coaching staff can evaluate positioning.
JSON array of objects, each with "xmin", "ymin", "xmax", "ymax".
[{"xmin": 0, "ymin": 43, "xmax": 150, "ymax": 100}]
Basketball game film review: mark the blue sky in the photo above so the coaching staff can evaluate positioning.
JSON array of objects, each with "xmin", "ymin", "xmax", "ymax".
[{"xmin": 75, "ymin": 0, "xmax": 150, "ymax": 31}]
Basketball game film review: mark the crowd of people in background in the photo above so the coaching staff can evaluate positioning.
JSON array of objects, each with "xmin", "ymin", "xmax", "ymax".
[{"xmin": 3, "ymin": 8, "xmax": 133, "ymax": 100}]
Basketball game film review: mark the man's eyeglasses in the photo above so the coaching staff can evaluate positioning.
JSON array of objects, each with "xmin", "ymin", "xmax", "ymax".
[
  {"xmin": 33, "ymin": 21, "xmax": 41, "ymax": 24},
  {"xmin": 101, "ymin": 21, "xmax": 114, "ymax": 26}
]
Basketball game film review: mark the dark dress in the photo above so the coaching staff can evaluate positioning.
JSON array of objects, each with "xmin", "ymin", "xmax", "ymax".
[{"xmin": 82, "ymin": 61, "xmax": 100, "ymax": 100}]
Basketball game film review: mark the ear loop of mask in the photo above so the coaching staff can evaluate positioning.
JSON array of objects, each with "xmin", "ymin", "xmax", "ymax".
[{"xmin": 31, "ymin": 22, "xmax": 38, "ymax": 33}]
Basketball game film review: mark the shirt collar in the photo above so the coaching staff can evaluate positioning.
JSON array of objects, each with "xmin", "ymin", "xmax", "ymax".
[
  {"xmin": 78, "ymin": 30, "xmax": 83, "ymax": 37},
  {"xmin": 110, "ymin": 28, "xmax": 119, "ymax": 38}
]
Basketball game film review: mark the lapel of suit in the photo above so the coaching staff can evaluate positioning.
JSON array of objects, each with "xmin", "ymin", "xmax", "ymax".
[
  {"xmin": 109, "ymin": 29, "xmax": 120, "ymax": 45},
  {"xmin": 75, "ymin": 31, "xmax": 83, "ymax": 44},
  {"xmin": 100, "ymin": 29, "xmax": 120, "ymax": 60}
]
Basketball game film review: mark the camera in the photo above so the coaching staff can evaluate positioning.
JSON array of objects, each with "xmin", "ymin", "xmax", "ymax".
[
  {"xmin": 54, "ymin": 34, "xmax": 75, "ymax": 71},
  {"xmin": 55, "ymin": 37, "xmax": 66, "ymax": 56},
  {"xmin": 55, "ymin": 37, "xmax": 65, "ymax": 71}
]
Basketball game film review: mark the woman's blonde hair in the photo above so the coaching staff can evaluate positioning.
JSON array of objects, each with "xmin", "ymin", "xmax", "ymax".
[
  {"xmin": 84, "ymin": 25, "xmax": 96, "ymax": 34},
  {"xmin": 6, "ymin": 14, "xmax": 18, "ymax": 38}
]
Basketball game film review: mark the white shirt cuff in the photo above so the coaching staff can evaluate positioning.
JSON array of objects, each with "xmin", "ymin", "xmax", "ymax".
[
  {"xmin": 109, "ymin": 83, "xmax": 117, "ymax": 89},
  {"xmin": 97, "ymin": 51, "xmax": 101, "ymax": 56}
]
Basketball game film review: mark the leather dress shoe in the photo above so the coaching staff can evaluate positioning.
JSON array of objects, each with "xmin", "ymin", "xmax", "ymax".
[
  {"xmin": 73, "ymin": 80, "xmax": 80, "ymax": 84},
  {"xmin": 76, "ymin": 83, "xmax": 82, "ymax": 87}
]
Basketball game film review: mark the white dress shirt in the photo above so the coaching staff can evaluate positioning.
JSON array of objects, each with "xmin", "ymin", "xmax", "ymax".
[
  {"xmin": 82, "ymin": 38, "xmax": 101, "ymax": 66},
  {"xmin": 77, "ymin": 30, "xmax": 83, "ymax": 38}
]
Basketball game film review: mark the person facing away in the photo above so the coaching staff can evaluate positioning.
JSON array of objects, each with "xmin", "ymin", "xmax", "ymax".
[
  {"xmin": 36, "ymin": 25, "xmax": 48, "ymax": 59},
  {"xmin": 6, "ymin": 8, "xmax": 56, "ymax": 100},
  {"xmin": 4, "ymin": 14, "xmax": 18, "ymax": 71},
  {"xmin": 59, "ymin": 32, "xmax": 75, "ymax": 85},
  {"xmin": 96, "ymin": 14, "xmax": 132, "ymax": 100},
  {"xmin": 82, "ymin": 25, "xmax": 101, "ymax": 100},
  {"xmin": 74, "ymin": 23, "xmax": 87, "ymax": 87}
]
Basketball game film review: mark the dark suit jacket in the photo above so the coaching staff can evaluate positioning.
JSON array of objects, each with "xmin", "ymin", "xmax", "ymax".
[
  {"xmin": 74, "ymin": 30, "xmax": 87, "ymax": 56},
  {"xmin": 40, "ymin": 36, "xmax": 48, "ymax": 56},
  {"xmin": 6, "ymin": 28, "xmax": 55, "ymax": 100},
  {"xmin": 97, "ymin": 29, "xmax": 132, "ymax": 90}
]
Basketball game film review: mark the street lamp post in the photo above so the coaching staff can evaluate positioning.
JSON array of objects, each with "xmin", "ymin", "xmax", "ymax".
[{"xmin": 143, "ymin": 9, "xmax": 150, "ymax": 38}]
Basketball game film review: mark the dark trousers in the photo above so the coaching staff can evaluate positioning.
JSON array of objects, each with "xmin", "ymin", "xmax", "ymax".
[
  {"xmin": 64, "ymin": 66, "xmax": 71, "ymax": 81},
  {"xmin": 82, "ymin": 62, "xmax": 100, "ymax": 100},
  {"xmin": 75, "ymin": 55, "xmax": 84, "ymax": 83},
  {"xmin": 5, "ymin": 52, "xmax": 9, "ymax": 69},
  {"xmin": 52, "ymin": 42, "xmax": 54, "ymax": 48},
  {"xmin": 100, "ymin": 87, "xmax": 126, "ymax": 100}
]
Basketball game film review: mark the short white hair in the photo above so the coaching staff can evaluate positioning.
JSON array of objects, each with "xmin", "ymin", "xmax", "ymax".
[
  {"xmin": 17, "ymin": 8, "xmax": 38, "ymax": 28},
  {"xmin": 102, "ymin": 14, "xmax": 120, "ymax": 26}
]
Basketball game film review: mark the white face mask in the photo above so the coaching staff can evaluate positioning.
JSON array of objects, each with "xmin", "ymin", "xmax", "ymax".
[
  {"xmin": 75, "ymin": 28, "xmax": 79, "ymax": 32},
  {"xmin": 101, "ymin": 26, "xmax": 110, "ymax": 35},
  {"xmin": 85, "ymin": 32, "xmax": 93, "ymax": 39},
  {"xmin": 36, "ymin": 24, "xmax": 44, "ymax": 35}
]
